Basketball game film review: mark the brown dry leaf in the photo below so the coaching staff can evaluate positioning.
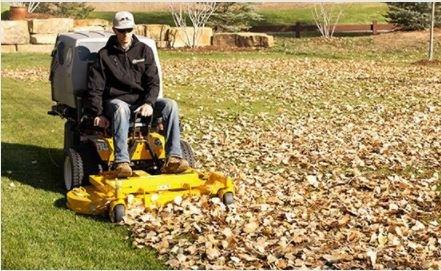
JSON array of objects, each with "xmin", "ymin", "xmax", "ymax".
[
  {"xmin": 166, "ymin": 259, "xmax": 180, "ymax": 268},
  {"xmin": 221, "ymin": 227, "xmax": 233, "ymax": 238},
  {"xmin": 275, "ymin": 258, "xmax": 288, "ymax": 269},
  {"xmin": 221, "ymin": 240, "xmax": 229, "ymax": 249},
  {"xmin": 306, "ymin": 175, "xmax": 319, "ymax": 188},
  {"xmin": 157, "ymin": 239, "xmax": 169, "ymax": 254},
  {"xmin": 206, "ymin": 247, "xmax": 220, "ymax": 260},
  {"xmin": 411, "ymin": 220, "xmax": 425, "ymax": 231},
  {"xmin": 338, "ymin": 214, "xmax": 350, "ymax": 226},
  {"xmin": 243, "ymin": 221, "xmax": 259, "ymax": 234},
  {"xmin": 367, "ymin": 249, "xmax": 377, "ymax": 267},
  {"xmin": 378, "ymin": 233, "xmax": 388, "ymax": 247}
]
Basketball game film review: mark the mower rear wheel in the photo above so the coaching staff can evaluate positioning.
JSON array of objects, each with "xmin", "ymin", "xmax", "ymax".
[
  {"xmin": 223, "ymin": 192, "xmax": 234, "ymax": 205},
  {"xmin": 112, "ymin": 204, "xmax": 125, "ymax": 223},
  {"xmin": 180, "ymin": 140, "xmax": 196, "ymax": 167},
  {"xmin": 64, "ymin": 148, "xmax": 84, "ymax": 191}
]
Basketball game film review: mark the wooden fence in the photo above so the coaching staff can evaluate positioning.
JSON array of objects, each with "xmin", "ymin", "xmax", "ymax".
[{"xmin": 250, "ymin": 21, "xmax": 397, "ymax": 37}]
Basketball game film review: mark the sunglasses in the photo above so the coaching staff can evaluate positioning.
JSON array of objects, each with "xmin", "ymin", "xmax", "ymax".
[{"xmin": 116, "ymin": 28, "xmax": 133, "ymax": 34}]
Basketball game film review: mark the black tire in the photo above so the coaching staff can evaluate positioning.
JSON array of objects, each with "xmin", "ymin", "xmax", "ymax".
[
  {"xmin": 112, "ymin": 204, "xmax": 125, "ymax": 223},
  {"xmin": 180, "ymin": 140, "xmax": 196, "ymax": 167},
  {"xmin": 223, "ymin": 192, "xmax": 234, "ymax": 205},
  {"xmin": 64, "ymin": 148, "xmax": 84, "ymax": 191}
]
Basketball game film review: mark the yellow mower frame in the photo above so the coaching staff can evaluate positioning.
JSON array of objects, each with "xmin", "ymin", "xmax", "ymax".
[{"xmin": 67, "ymin": 169, "xmax": 235, "ymax": 222}]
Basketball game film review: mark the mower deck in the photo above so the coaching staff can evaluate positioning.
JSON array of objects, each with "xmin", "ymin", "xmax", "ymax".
[{"xmin": 66, "ymin": 169, "xmax": 235, "ymax": 220}]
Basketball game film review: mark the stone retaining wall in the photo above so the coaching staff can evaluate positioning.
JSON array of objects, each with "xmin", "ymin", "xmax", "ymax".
[
  {"xmin": 213, "ymin": 32, "xmax": 274, "ymax": 48},
  {"xmin": 29, "ymin": 18, "xmax": 74, "ymax": 34},
  {"xmin": 167, "ymin": 27, "xmax": 213, "ymax": 48},
  {"xmin": 1, "ymin": 18, "xmax": 274, "ymax": 53},
  {"xmin": 1, "ymin": 20, "xmax": 30, "ymax": 44}
]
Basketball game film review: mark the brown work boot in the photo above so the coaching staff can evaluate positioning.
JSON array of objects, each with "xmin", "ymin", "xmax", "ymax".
[
  {"xmin": 115, "ymin": 162, "xmax": 132, "ymax": 178},
  {"xmin": 161, "ymin": 156, "xmax": 189, "ymax": 174}
]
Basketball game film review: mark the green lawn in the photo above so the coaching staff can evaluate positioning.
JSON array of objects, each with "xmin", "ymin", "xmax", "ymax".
[
  {"xmin": 1, "ymin": 3, "xmax": 9, "ymax": 12},
  {"xmin": 1, "ymin": 55, "xmax": 166, "ymax": 269},
  {"xmin": 89, "ymin": 11, "xmax": 175, "ymax": 25},
  {"xmin": 2, "ymin": 3, "xmax": 388, "ymax": 26},
  {"xmin": 2, "ymin": 32, "xmax": 440, "ymax": 268},
  {"xmin": 88, "ymin": 3, "xmax": 388, "ymax": 26},
  {"xmin": 257, "ymin": 3, "xmax": 388, "ymax": 25}
]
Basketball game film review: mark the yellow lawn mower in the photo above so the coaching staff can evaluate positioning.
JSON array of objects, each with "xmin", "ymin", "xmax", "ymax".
[{"xmin": 48, "ymin": 31, "xmax": 235, "ymax": 222}]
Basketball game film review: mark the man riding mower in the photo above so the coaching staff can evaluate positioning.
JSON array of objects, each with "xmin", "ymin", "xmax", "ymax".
[{"xmin": 48, "ymin": 12, "xmax": 235, "ymax": 223}]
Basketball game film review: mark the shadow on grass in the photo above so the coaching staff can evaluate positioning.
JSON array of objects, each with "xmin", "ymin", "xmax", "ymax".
[
  {"xmin": 1, "ymin": 142, "xmax": 117, "ymax": 222},
  {"xmin": 1, "ymin": 142, "xmax": 65, "ymax": 194},
  {"xmin": 53, "ymin": 197, "xmax": 109, "ymax": 222}
]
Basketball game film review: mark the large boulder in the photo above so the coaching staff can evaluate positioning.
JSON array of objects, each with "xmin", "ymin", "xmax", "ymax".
[
  {"xmin": 135, "ymin": 24, "xmax": 170, "ymax": 41},
  {"xmin": 29, "ymin": 18, "xmax": 74, "ymax": 34},
  {"xmin": 74, "ymin": 19, "xmax": 109, "ymax": 27},
  {"xmin": 30, "ymin": 34, "xmax": 58, "ymax": 44},
  {"xmin": 145, "ymin": 24, "xmax": 170, "ymax": 41},
  {"xmin": 213, "ymin": 32, "xmax": 274, "ymax": 48},
  {"xmin": 73, "ymin": 26, "xmax": 106, "ymax": 32},
  {"xmin": 0, "ymin": 20, "xmax": 30, "ymax": 44},
  {"xmin": 166, "ymin": 27, "xmax": 212, "ymax": 48},
  {"xmin": 134, "ymin": 24, "xmax": 146, "ymax": 36},
  {"xmin": 1, "ymin": 45, "xmax": 17, "ymax": 53},
  {"xmin": 156, "ymin": 41, "xmax": 168, "ymax": 49},
  {"xmin": 212, "ymin": 33, "xmax": 236, "ymax": 47},
  {"xmin": 237, "ymin": 32, "xmax": 274, "ymax": 47},
  {"xmin": 73, "ymin": 19, "xmax": 108, "ymax": 32}
]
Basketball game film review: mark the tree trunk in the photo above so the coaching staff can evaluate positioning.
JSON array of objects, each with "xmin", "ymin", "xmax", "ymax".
[{"xmin": 428, "ymin": 2, "xmax": 436, "ymax": 61}]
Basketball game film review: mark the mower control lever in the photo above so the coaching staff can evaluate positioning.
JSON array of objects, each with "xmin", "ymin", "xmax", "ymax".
[{"xmin": 131, "ymin": 112, "xmax": 161, "ymax": 173}]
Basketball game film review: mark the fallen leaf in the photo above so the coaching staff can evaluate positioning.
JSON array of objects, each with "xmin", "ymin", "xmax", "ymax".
[
  {"xmin": 306, "ymin": 175, "xmax": 319, "ymax": 188},
  {"xmin": 243, "ymin": 221, "xmax": 259, "ymax": 233},
  {"xmin": 367, "ymin": 249, "xmax": 377, "ymax": 267},
  {"xmin": 206, "ymin": 247, "xmax": 220, "ymax": 260}
]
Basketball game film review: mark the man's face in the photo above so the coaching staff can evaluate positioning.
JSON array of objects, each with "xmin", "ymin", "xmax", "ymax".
[{"xmin": 113, "ymin": 27, "xmax": 133, "ymax": 45}]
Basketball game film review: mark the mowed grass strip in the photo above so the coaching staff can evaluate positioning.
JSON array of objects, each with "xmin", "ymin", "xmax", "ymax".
[{"xmin": 1, "ymin": 58, "xmax": 166, "ymax": 269}]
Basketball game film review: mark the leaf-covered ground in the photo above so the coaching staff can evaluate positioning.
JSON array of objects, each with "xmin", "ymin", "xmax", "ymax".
[
  {"xmin": 126, "ymin": 57, "xmax": 441, "ymax": 269},
  {"xmin": 2, "ymin": 34, "xmax": 440, "ymax": 269}
]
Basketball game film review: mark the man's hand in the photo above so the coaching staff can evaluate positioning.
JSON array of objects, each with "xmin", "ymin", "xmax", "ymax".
[
  {"xmin": 134, "ymin": 103, "xmax": 153, "ymax": 117},
  {"xmin": 94, "ymin": 116, "xmax": 110, "ymax": 128}
]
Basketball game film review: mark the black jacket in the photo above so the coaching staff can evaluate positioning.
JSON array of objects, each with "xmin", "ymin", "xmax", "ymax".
[{"xmin": 84, "ymin": 35, "xmax": 160, "ymax": 116}]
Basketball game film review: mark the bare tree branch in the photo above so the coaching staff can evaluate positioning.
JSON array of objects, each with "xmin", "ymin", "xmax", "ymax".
[
  {"xmin": 169, "ymin": 2, "xmax": 217, "ymax": 48},
  {"xmin": 312, "ymin": 3, "xmax": 343, "ymax": 39},
  {"xmin": 169, "ymin": 2, "xmax": 192, "ymax": 47},
  {"xmin": 27, "ymin": 1, "xmax": 40, "ymax": 13}
]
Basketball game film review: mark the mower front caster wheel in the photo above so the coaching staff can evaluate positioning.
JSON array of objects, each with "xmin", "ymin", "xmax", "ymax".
[
  {"xmin": 223, "ymin": 192, "xmax": 234, "ymax": 205},
  {"xmin": 111, "ymin": 204, "xmax": 125, "ymax": 223}
]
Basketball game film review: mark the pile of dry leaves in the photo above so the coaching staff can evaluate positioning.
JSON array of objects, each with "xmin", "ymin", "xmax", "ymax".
[
  {"xmin": 124, "ymin": 57, "xmax": 440, "ymax": 269},
  {"xmin": 5, "ymin": 55, "xmax": 438, "ymax": 269}
]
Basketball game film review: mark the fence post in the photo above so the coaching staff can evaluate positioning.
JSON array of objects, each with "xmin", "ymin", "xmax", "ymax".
[
  {"xmin": 295, "ymin": 22, "xmax": 301, "ymax": 38},
  {"xmin": 371, "ymin": 20, "xmax": 378, "ymax": 35}
]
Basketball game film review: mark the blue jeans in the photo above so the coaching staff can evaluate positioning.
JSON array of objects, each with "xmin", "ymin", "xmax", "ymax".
[{"xmin": 104, "ymin": 98, "xmax": 182, "ymax": 163}]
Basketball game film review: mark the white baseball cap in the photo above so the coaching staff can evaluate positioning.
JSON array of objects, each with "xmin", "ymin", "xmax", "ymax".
[{"xmin": 113, "ymin": 11, "xmax": 135, "ymax": 29}]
